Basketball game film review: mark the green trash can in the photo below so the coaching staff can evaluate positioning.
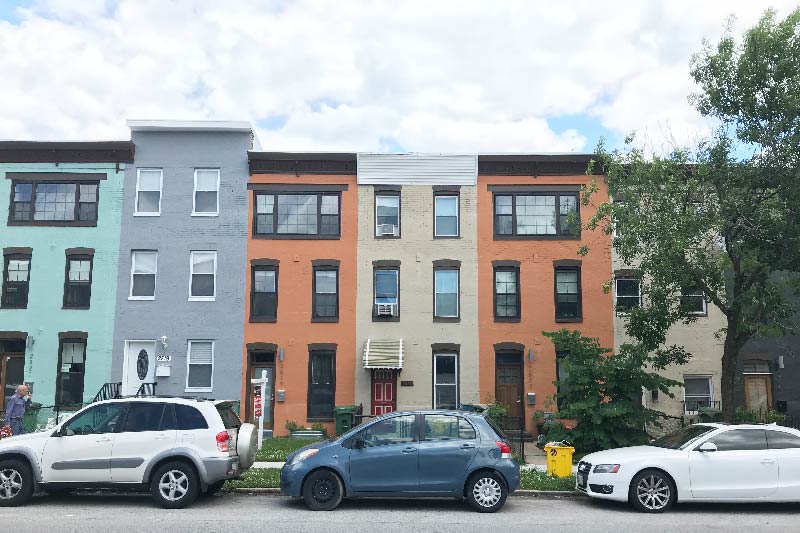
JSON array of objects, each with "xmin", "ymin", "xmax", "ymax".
[{"xmin": 334, "ymin": 405, "xmax": 357, "ymax": 436}]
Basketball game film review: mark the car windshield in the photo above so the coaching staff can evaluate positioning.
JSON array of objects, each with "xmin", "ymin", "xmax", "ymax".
[{"xmin": 651, "ymin": 425, "xmax": 716, "ymax": 450}]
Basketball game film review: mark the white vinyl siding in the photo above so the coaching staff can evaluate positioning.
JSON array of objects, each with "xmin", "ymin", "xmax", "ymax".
[
  {"xmin": 186, "ymin": 340, "xmax": 214, "ymax": 392},
  {"xmin": 135, "ymin": 169, "xmax": 163, "ymax": 216},
  {"xmin": 192, "ymin": 169, "xmax": 220, "ymax": 216},
  {"xmin": 358, "ymin": 153, "xmax": 477, "ymax": 185}
]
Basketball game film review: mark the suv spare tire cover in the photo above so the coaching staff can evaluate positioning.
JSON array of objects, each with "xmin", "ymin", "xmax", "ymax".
[{"xmin": 237, "ymin": 423, "xmax": 258, "ymax": 469}]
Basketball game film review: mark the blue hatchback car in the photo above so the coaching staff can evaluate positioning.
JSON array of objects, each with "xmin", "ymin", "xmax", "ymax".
[{"xmin": 280, "ymin": 410, "xmax": 520, "ymax": 512}]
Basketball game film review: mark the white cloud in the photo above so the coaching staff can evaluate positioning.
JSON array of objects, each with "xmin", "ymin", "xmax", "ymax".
[{"xmin": 0, "ymin": 0, "xmax": 796, "ymax": 152}]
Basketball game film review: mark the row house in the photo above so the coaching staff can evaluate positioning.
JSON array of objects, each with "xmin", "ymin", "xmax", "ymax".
[{"xmin": 0, "ymin": 141, "xmax": 133, "ymax": 408}]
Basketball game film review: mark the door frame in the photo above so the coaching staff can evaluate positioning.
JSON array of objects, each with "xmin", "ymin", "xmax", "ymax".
[
  {"xmin": 246, "ymin": 351, "xmax": 275, "ymax": 429},
  {"xmin": 494, "ymin": 351, "xmax": 523, "ymax": 419},
  {"xmin": 121, "ymin": 340, "xmax": 157, "ymax": 396},
  {"xmin": 0, "ymin": 353, "xmax": 25, "ymax": 411}
]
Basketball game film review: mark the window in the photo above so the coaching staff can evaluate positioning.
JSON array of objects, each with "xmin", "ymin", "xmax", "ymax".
[
  {"xmin": 494, "ymin": 267, "xmax": 519, "ymax": 320},
  {"xmin": 433, "ymin": 353, "xmax": 458, "ymax": 409},
  {"xmin": 358, "ymin": 414, "xmax": 416, "ymax": 447},
  {"xmin": 189, "ymin": 251, "xmax": 216, "ymax": 301},
  {"xmin": 683, "ymin": 376, "xmax": 712, "ymax": 414},
  {"xmin": 254, "ymin": 192, "xmax": 340, "ymax": 237},
  {"xmin": 192, "ymin": 169, "xmax": 220, "ymax": 216},
  {"xmin": 615, "ymin": 278, "xmax": 640, "ymax": 311},
  {"xmin": 434, "ymin": 269, "xmax": 459, "ymax": 318},
  {"xmin": 313, "ymin": 267, "xmax": 338, "ymax": 321},
  {"xmin": 375, "ymin": 194, "xmax": 400, "ymax": 236},
  {"xmin": 135, "ymin": 169, "xmax": 162, "ymax": 215},
  {"xmin": 186, "ymin": 340, "xmax": 214, "ymax": 391},
  {"xmin": 122, "ymin": 403, "xmax": 169, "ymax": 432},
  {"xmin": 743, "ymin": 361, "xmax": 771, "ymax": 373},
  {"xmin": 308, "ymin": 351, "xmax": 335, "ymax": 419},
  {"xmin": 767, "ymin": 430, "xmax": 800, "ymax": 449},
  {"xmin": 434, "ymin": 195, "xmax": 459, "ymax": 237},
  {"xmin": 251, "ymin": 267, "xmax": 277, "ymax": 321},
  {"xmin": 494, "ymin": 192, "xmax": 579, "ymax": 237},
  {"xmin": 9, "ymin": 181, "xmax": 98, "ymax": 225},
  {"xmin": 705, "ymin": 429, "xmax": 767, "ymax": 451},
  {"xmin": 129, "ymin": 251, "xmax": 157, "ymax": 299},
  {"xmin": 1, "ymin": 253, "xmax": 31, "ymax": 308},
  {"xmin": 556, "ymin": 351, "xmax": 569, "ymax": 409},
  {"xmin": 555, "ymin": 267, "xmax": 582, "ymax": 321},
  {"xmin": 681, "ymin": 286, "xmax": 707, "ymax": 316},
  {"xmin": 64, "ymin": 256, "xmax": 92, "ymax": 308},
  {"xmin": 423, "ymin": 414, "xmax": 475, "ymax": 440},
  {"xmin": 62, "ymin": 403, "xmax": 125, "ymax": 436},
  {"xmin": 175, "ymin": 404, "xmax": 209, "ymax": 430},
  {"xmin": 56, "ymin": 338, "xmax": 86, "ymax": 405},
  {"xmin": 374, "ymin": 268, "xmax": 399, "ymax": 318}
]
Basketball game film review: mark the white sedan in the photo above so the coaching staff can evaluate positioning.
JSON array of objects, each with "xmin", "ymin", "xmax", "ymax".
[{"xmin": 577, "ymin": 423, "xmax": 800, "ymax": 512}]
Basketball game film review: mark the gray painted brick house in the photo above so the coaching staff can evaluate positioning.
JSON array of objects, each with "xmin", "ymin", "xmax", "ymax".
[{"xmin": 111, "ymin": 120, "xmax": 252, "ymax": 399}]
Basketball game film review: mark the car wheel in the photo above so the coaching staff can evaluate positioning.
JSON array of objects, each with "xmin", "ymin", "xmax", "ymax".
[
  {"xmin": 629, "ymin": 469, "xmax": 676, "ymax": 513},
  {"xmin": 302, "ymin": 469, "xmax": 343, "ymax": 511},
  {"xmin": 200, "ymin": 480, "xmax": 226, "ymax": 498},
  {"xmin": 0, "ymin": 459, "xmax": 34, "ymax": 507},
  {"xmin": 150, "ymin": 461, "xmax": 200, "ymax": 509},
  {"xmin": 466, "ymin": 472, "xmax": 508, "ymax": 513}
]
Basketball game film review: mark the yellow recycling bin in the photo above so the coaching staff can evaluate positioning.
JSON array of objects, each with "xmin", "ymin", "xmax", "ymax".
[{"xmin": 544, "ymin": 442, "xmax": 575, "ymax": 478}]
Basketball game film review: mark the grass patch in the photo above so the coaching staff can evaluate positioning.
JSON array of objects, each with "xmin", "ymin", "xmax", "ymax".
[
  {"xmin": 519, "ymin": 469, "xmax": 576, "ymax": 491},
  {"xmin": 225, "ymin": 468, "xmax": 281, "ymax": 489},
  {"xmin": 256, "ymin": 437, "xmax": 322, "ymax": 462}
]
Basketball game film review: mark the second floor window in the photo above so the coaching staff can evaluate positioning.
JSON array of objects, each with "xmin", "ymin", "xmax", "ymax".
[
  {"xmin": 64, "ymin": 256, "xmax": 92, "ymax": 309},
  {"xmin": 374, "ymin": 268, "xmax": 399, "ymax": 318},
  {"xmin": 615, "ymin": 278, "xmax": 641, "ymax": 311},
  {"xmin": 193, "ymin": 169, "xmax": 220, "ymax": 215},
  {"xmin": 375, "ymin": 194, "xmax": 400, "ymax": 237},
  {"xmin": 1, "ymin": 253, "xmax": 31, "ymax": 308},
  {"xmin": 494, "ymin": 192, "xmax": 579, "ymax": 237},
  {"xmin": 251, "ymin": 267, "xmax": 277, "ymax": 320},
  {"xmin": 681, "ymin": 286, "xmax": 707, "ymax": 316},
  {"xmin": 135, "ymin": 169, "xmax": 162, "ymax": 215},
  {"xmin": 189, "ymin": 251, "xmax": 217, "ymax": 301},
  {"xmin": 130, "ymin": 251, "xmax": 157, "ymax": 299},
  {"xmin": 494, "ymin": 267, "xmax": 520, "ymax": 320},
  {"xmin": 434, "ymin": 195, "xmax": 459, "ymax": 237},
  {"xmin": 555, "ymin": 267, "xmax": 582, "ymax": 321},
  {"xmin": 10, "ymin": 181, "xmax": 98, "ymax": 224},
  {"xmin": 313, "ymin": 268, "xmax": 339, "ymax": 321},
  {"xmin": 434, "ymin": 269, "xmax": 459, "ymax": 318},
  {"xmin": 254, "ymin": 192, "xmax": 340, "ymax": 237}
]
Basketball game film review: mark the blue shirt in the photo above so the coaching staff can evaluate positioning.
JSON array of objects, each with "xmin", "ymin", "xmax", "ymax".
[{"xmin": 4, "ymin": 394, "xmax": 27, "ymax": 423}]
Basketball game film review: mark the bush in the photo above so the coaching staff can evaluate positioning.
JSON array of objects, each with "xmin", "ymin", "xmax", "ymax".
[
  {"xmin": 734, "ymin": 406, "xmax": 785, "ymax": 424},
  {"xmin": 483, "ymin": 395, "xmax": 508, "ymax": 429}
]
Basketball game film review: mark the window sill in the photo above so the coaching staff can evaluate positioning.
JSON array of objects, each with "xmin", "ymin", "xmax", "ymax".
[
  {"xmin": 555, "ymin": 317, "xmax": 583, "ymax": 323},
  {"xmin": 494, "ymin": 317, "xmax": 521, "ymax": 323},
  {"xmin": 686, "ymin": 312, "xmax": 708, "ymax": 318},
  {"xmin": 191, "ymin": 212, "xmax": 219, "ymax": 217},
  {"xmin": 374, "ymin": 235, "xmax": 401, "ymax": 239},
  {"xmin": 133, "ymin": 212, "xmax": 161, "ymax": 217},
  {"xmin": 7, "ymin": 220, "xmax": 97, "ymax": 227},
  {"xmin": 311, "ymin": 317, "xmax": 339, "ymax": 323},
  {"xmin": 493, "ymin": 234, "xmax": 581, "ymax": 241},
  {"xmin": 250, "ymin": 316, "xmax": 277, "ymax": 323},
  {"xmin": 63, "ymin": 306, "xmax": 91, "ymax": 310},
  {"xmin": 252, "ymin": 234, "xmax": 341, "ymax": 240},
  {"xmin": 373, "ymin": 316, "xmax": 400, "ymax": 322},
  {"xmin": 185, "ymin": 388, "xmax": 213, "ymax": 393},
  {"xmin": 433, "ymin": 317, "xmax": 460, "ymax": 323},
  {"xmin": 433, "ymin": 234, "xmax": 460, "ymax": 239},
  {"xmin": 188, "ymin": 296, "xmax": 216, "ymax": 302},
  {"xmin": 128, "ymin": 296, "xmax": 155, "ymax": 301},
  {"xmin": 0, "ymin": 305, "xmax": 28, "ymax": 310}
]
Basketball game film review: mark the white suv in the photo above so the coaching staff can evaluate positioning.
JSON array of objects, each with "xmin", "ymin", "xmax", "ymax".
[{"xmin": 0, "ymin": 397, "xmax": 257, "ymax": 508}]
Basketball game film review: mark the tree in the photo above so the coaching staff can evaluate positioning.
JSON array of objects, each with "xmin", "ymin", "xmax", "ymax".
[
  {"xmin": 542, "ymin": 329, "xmax": 688, "ymax": 454},
  {"xmin": 584, "ymin": 8, "xmax": 800, "ymax": 421}
]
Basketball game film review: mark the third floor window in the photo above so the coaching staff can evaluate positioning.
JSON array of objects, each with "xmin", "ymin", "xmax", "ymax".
[
  {"xmin": 135, "ymin": 169, "xmax": 162, "ymax": 216},
  {"xmin": 192, "ymin": 169, "xmax": 220, "ymax": 216},
  {"xmin": 10, "ymin": 181, "xmax": 98, "ymax": 225},
  {"xmin": 494, "ymin": 192, "xmax": 579, "ymax": 238},
  {"xmin": 254, "ymin": 192, "xmax": 340, "ymax": 237},
  {"xmin": 64, "ymin": 255, "xmax": 93, "ymax": 309}
]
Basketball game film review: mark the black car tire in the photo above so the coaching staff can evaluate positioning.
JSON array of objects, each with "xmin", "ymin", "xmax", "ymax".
[
  {"xmin": 0, "ymin": 459, "xmax": 34, "ymax": 507},
  {"xmin": 628, "ymin": 469, "xmax": 676, "ymax": 513},
  {"xmin": 201, "ymin": 480, "xmax": 226, "ymax": 498},
  {"xmin": 466, "ymin": 471, "xmax": 508, "ymax": 513},
  {"xmin": 302, "ymin": 469, "xmax": 344, "ymax": 511},
  {"xmin": 150, "ymin": 461, "xmax": 200, "ymax": 509}
]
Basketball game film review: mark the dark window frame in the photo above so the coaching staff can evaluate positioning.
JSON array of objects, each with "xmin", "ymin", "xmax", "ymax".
[
  {"xmin": 681, "ymin": 286, "xmax": 708, "ymax": 317},
  {"xmin": 312, "ymin": 266, "xmax": 339, "ymax": 323},
  {"xmin": 554, "ymin": 266, "xmax": 583, "ymax": 322},
  {"xmin": 492, "ymin": 192, "xmax": 580, "ymax": 240},
  {"xmin": 250, "ymin": 265, "xmax": 278, "ymax": 323},
  {"xmin": 253, "ymin": 191, "xmax": 341, "ymax": 239},
  {"xmin": 433, "ymin": 266, "xmax": 460, "ymax": 322},
  {"xmin": 433, "ymin": 192, "xmax": 460, "ymax": 239},
  {"xmin": 373, "ymin": 267, "xmax": 400, "ymax": 322},
  {"xmin": 615, "ymin": 277, "xmax": 641, "ymax": 312},
  {"xmin": 431, "ymin": 351, "xmax": 460, "ymax": 410},
  {"xmin": 9, "ymin": 179, "xmax": 100, "ymax": 227},
  {"xmin": 55, "ymin": 336, "xmax": 87, "ymax": 406},
  {"xmin": 307, "ymin": 350, "xmax": 336, "ymax": 421},
  {"xmin": 63, "ymin": 254, "xmax": 93, "ymax": 309},
  {"xmin": 493, "ymin": 266, "xmax": 520, "ymax": 322},
  {"xmin": 1, "ymin": 253, "xmax": 32, "ymax": 309},
  {"xmin": 374, "ymin": 191, "xmax": 401, "ymax": 239}
]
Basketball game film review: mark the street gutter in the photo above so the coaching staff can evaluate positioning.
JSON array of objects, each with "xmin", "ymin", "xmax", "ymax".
[{"xmin": 226, "ymin": 488, "xmax": 584, "ymax": 498}]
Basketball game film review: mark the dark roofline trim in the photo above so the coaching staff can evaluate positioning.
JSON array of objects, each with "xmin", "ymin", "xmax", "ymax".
[
  {"xmin": 249, "ymin": 152, "xmax": 357, "ymax": 176},
  {"xmin": 478, "ymin": 154, "xmax": 603, "ymax": 176},
  {"xmin": 0, "ymin": 141, "xmax": 134, "ymax": 164}
]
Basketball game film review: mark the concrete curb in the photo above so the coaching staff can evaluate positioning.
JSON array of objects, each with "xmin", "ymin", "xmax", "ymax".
[{"xmin": 227, "ymin": 488, "xmax": 584, "ymax": 499}]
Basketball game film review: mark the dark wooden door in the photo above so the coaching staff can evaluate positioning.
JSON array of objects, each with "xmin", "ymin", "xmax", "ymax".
[
  {"xmin": 371, "ymin": 369, "xmax": 397, "ymax": 415},
  {"xmin": 495, "ymin": 364, "xmax": 522, "ymax": 419},
  {"xmin": 1, "ymin": 354, "xmax": 25, "ymax": 411}
]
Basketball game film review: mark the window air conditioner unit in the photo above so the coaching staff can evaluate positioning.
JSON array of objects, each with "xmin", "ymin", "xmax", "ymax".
[
  {"xmin": 377, "ymin": 224, "xmax": 398, "ymax": 236},
  {"xmin": 375, "ymin": 303, "xmax": 397, "ymax": 316}
]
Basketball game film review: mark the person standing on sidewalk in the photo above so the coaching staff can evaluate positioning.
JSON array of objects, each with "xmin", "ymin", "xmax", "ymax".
[{"xmin": 4, "ymin": 385, "xmax": 31, "ymax": 436}]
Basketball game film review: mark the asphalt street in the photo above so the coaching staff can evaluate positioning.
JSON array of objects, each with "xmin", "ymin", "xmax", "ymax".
[{"xmin": 3, "ymin": 493, "xmax": 800, "ymax": 532}]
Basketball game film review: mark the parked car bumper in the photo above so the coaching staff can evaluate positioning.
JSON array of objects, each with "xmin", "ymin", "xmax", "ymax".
[
  {"xmin": 495, "ymin": 460, "xmax": 521, "ymax": 492},
  {"xmin": 577, "ymin": 471, "xmax": 629, "ymax": 502},
  {"xmin": 202, "ymin": 456, "xmax": 242, "ymax": 483},
  {"xmin": 280, "ymin": 460, "xmax": 311, "ymax": 497}
]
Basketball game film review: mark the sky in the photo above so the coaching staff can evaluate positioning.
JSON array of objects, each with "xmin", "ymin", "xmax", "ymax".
[{"xmin": 0, "ymin": 0, "xmax": 797, "ymax": 153}]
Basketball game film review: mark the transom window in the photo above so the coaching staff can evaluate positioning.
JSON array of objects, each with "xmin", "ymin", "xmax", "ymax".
[
  {"xmin": 743, "ymin": 361, "xmax": 771, "ymax": 374},
  {"xmin": 254, "ymin": 192, "xmax": 340, "ymax": 237},
  {"xmin": 434, "ymin": 195, "xmax": 458, "ymax": 237},
  {"xmin": 434, "ymin": 269, "xmax": 459, "ymax": 318},
  {"xmin": 313, "ymin": 268, "xmax": 339, "ymax": 321},
  {"xmin": 555, "ymin": 267, "xmax": 582, "ymax": 321},
  {"xmin": 375, "ymin": 194, "xmax": 400, "ymax": 236},
  {"xmin": 64, "ymin": 256, "xmax": 93, "ymax": 309},
  {"xmin": 2, "ymin": 254, "xmax": 31, "ymax": 308},
  {"xmin": 193, "ymin": 169, "xmax": 220, "ymax": 215},
  {"xmin": 251, "ymin": 267, "xmax": 277, "ymax": 320},
  {"xmin": 10, "ymin": 181, "xmax": 98, "ymax": 224},
  {"xmin": 681, "ymin": 286, "xmax": 707, "ymax": 316},
  {"xmin": 494, "ymin": 267, "xmax": 519, "ymax": 319},
  {"xmin": 615, "ymin": 278, "xmax": 641, "ymax": 311},
  {"xmin": 135, "ymin": 169, "xmax": 162, "ymax": 215},
  {"xmin": 494, "ymin": 192, "xmax": 579, "ymax": 237}
]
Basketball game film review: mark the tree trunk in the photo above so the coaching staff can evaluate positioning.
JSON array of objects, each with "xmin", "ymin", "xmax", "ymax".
[{"xmin": 721, "ymin": 326, "xmax": 742, "ymax": 422}]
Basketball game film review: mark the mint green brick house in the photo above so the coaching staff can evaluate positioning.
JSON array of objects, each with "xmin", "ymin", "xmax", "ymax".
[{"xmin": 0, "ymin": 142, "xmax": 134, "ymax": 413}]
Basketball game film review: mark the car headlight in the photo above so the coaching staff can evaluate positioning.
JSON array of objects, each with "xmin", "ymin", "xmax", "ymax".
[
  {"xmin": 291, "ymin": 449, "xmax": 319, "ymax": 465},
  {"xmin": 593, "ymin": 464, "xmax": 620, "ymax": 474}
]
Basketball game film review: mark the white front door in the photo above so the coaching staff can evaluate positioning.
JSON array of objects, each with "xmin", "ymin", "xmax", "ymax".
[
  {"xmin": 123, "ymin": 341, "xmax": 156, "ymax": 396},
  {"xmin": 689, "ymin": 429, "xmax": 778, "ymax": 498}
]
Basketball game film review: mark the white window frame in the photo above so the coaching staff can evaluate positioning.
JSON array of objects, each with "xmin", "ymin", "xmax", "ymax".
[
  {"xmin": 434, "ymin": 269, "xmax": 459, "ymax": 318},
  {"xmin": 614, "ymin": 277, "xmax": 641, "ymax": 309},
  {"xmin": 683, "ymin": 375, "xmax": 713, "ymax": 414},
  {"xmin": 433, "ymin": 353, "xmax": 458, "ymax": 409},
  {"xmin": 188, "ymin": 250, "xmax": 217, "ymax": 302},
  {"xmin": 192, "ymin": 168, "xmax": 220, "ymax": 217},
  {"xmin": 375, "ymin": 194, "xmax": 400, "ymax": 236},
  {"xmin": 185, "ymin": 340, "xmax": 214, "ymax": 393},
  {"xmin": 683, "ymin": 287, "xmax": 708, "ymax": 316},
  {"xmin": 134, "ymin": 168, "xmax": 163, "ymax": 216},
  {"xmin": 434, "ymin": 194, "xmax": 459, "ymax": 237},
  {"xmin": 128, "ymin": 250, "xmax": 158, "ymax": 300}
]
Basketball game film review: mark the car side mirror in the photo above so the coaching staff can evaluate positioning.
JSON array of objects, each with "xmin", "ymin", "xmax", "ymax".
[
  {"xmin": 697, "ymin": 441, "xmax": 717, "ymax": 453},
  {"xmin": 354, "ymin": 437, "xmax": 365, "ymax": 449}
]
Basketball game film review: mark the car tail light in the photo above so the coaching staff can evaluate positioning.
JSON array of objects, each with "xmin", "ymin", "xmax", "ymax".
[
  {"xmin": 496, "ymin": 440, "xmax": 513, "ymax": 459},
  {"xmin": 216, "ymin": 431, "xmax": 230, "ymax": 452}
]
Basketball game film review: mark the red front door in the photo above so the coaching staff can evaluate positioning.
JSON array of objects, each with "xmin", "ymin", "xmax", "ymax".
[{"xmin": 372, "ymin": 369, "xmax": 397, "ymax": 415}]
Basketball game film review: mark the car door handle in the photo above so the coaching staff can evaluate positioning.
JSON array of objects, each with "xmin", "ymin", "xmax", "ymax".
[
  {"xmin": 153, "ymin": 434, "xmax": 171, "ymax": 440},
  {"xmin": 96, "ymin": 437, "xmax": 111, "ymax": 443},
  {"xmin": 401, "ymin": 447, "xmax": 417, "ymax": 454},
  {"xmin": 460, "ymin": 443, "xmax": 476, "ymax": 450},
  {"xmin": 761, "ymin": 459, "xmax": 776, "ymax": 464}
]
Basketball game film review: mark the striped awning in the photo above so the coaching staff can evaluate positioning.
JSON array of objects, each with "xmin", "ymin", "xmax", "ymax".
[{"xmin": 363, "ymin": 338, "xmax": 404, "ymax": 369}]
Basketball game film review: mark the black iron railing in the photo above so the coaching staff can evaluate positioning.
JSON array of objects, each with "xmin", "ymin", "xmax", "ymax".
[
  {"xmin": 135, "ymin": 382, "xmax": 157, "ymax": 397},
  {"xmin": 91, "ymin": 382, "xmax": 122, "ymax": 403},
  {"xmin": 683, "ymin": 400, "xmax": 721, "ymax": 413}
]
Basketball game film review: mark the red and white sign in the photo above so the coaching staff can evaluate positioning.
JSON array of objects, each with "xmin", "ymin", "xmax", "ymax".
[{"xmin": 254, "ymin": 385, "xmax": 263, "ymax": 418}]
